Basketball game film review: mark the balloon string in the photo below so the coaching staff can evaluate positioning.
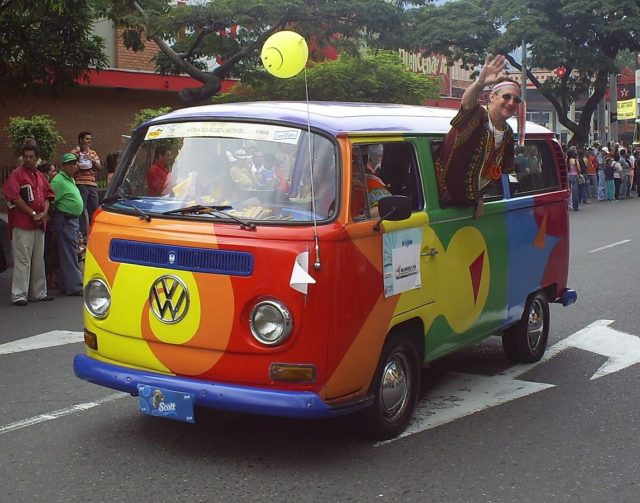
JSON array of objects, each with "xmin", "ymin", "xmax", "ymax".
[{"xmin": 304, "ymin": 67, "xmax": 321, "ymax": 270}]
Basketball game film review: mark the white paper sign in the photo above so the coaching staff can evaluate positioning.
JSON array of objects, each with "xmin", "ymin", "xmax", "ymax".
[
  {"xmin": 289, "ymin": 251, "xmax": 316, "ymax": 294},
  {"xmin": 383, "ymin": 229, "xmax": 422, "ymax": 297}
]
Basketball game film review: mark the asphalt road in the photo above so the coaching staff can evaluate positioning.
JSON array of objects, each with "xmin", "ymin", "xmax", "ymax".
[{"xmin": 1, "ymin": 197, "xmax": 639, "ymax": 503}]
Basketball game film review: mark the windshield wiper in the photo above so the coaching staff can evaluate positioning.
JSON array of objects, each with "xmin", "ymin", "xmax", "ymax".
[
  {"xmin": 102, "ymin": 194, "xmax": 151, "ymax": 222},
  {"xmin": 162, "ymin": 205, "xmax": 255, "ymax": 230}
]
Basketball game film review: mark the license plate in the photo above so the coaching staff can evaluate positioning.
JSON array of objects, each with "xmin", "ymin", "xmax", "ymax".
[{"xmin": 138, "ymin": 384, "xmax": 195, "ymax": 423}]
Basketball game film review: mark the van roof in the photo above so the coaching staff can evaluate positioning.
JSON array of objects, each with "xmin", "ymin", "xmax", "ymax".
[{"xmin": 152, "ymin": 101, "xmax": 553, "ymax": 137}]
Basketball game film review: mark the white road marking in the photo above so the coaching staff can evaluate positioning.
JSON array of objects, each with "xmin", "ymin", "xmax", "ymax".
[
  {"xmin": 4, "ymin": 321, "xmax": 639, "ymax": 439},
  {"xmin": 0, "ymin": 330, "xmax": 83, "ymax": 355},
  {"xmin": 379, "ymin": 319, "xmax": 640, "ymax": 444},
  {"xmin": 0, "ymin": 393, "xmax": 128, "ymax": 435},
  {"xmin": 589, "ymin": 239, "xmax": 631, "ymax": 254},
  {"xmin": 395, "ymin": 372, "xmax": 554, "ymax": 441},
  {"xmin": 543, "ymin": 319, "xmax": 640, "ymax": 380}
]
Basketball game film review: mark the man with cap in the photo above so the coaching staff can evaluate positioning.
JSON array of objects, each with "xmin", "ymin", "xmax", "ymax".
[
  {"xmin": 435, "ymin": 54, "xmax": 520, "ymax": 217},
  {"xmin": 3, "ymin": 143, "xmax": 55, "ymax": 305},
  {"xmin": 50, "ymin": 153, "xmax": 85, "ymax": 296}
]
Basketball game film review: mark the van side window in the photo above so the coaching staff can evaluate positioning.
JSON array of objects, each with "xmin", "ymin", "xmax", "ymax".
[
  {"xmin": 351, "ymin": 142, "xmax": 423, "ymax": 220},
  {"xmin": 378, "ymin": 143, "xmax": 423, "ymax": 210},
  {"xmin": 510, "ymin": 142, "xmax": 560, "ymax": 196},
  {"xmin": 430, "ymin": 140, "xmax": 503, "ymax": 203},
  {"xmin": 351, "ymin": 147, "xmax": 370, "ymax": 220}
]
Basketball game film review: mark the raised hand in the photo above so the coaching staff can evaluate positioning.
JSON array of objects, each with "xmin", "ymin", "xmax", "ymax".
[{"xmin": 478, "ymin": 54, "xmax": 507, "ymax": 86}]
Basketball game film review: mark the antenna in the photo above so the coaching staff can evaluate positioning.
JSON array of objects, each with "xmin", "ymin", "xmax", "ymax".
[{"xmin": 303, "ymin": 68, "xmax": 321, "ymax": 270}]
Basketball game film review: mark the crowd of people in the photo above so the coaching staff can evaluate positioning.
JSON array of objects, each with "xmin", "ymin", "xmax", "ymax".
[
  {"xmin": 566, "ymin": 141, "xmax": 640, "ymax": 211},
  {"xmin": 2, "ymin": 132, "xmax": 119, "ymax": 306}
]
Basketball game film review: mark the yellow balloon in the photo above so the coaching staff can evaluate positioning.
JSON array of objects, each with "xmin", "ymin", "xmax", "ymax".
[{"xmin": 261, "ymin": 31, "xmax": 309, "ymax": 78}]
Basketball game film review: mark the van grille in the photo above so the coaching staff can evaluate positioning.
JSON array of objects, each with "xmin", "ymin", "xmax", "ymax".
[{"xmin": 109, "ymin": 239, "xmax": 253, "ymax": 276}]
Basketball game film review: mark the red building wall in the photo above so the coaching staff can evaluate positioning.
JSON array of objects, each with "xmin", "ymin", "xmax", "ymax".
[{"xmin": 0, "ymin": 85, "xmax": 184, "ymax": 173}]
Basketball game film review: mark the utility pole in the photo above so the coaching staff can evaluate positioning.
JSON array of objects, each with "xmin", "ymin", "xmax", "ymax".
[
  {"xmin": 521, "ymin": 41, "xmax": 527, "ymax": 103},
  {"xmin": 610, "ymin": 72, "xmax": 618, "ymax": 143}
]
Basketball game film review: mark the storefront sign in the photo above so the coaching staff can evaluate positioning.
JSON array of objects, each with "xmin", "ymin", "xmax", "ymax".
[{"xmin": 617, "ymin": 99, "xmax": 636, "ymax": 120}]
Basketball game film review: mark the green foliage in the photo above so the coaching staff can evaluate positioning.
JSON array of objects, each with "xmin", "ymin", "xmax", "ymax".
[
  {"xmin": 409, "ymin": 0, "xmax": 640, "ymax": 145},
  {"xmin": 212, "ymin": 51, "xmax": 442, "ymax": 104},
  {"xmin": 5, "ymin": 115, "xmax": 64, "ymax": 162},
  {"xmin": 0, "ymin": 0, "xmax": 106, "ymax": 94},
  {"xmin": 130, "ymin": 107, "xmax": 174, "ymax": 131},
  {"xmin": 95, "ymin": 0, "xmax": 426, "ymax": 104}
]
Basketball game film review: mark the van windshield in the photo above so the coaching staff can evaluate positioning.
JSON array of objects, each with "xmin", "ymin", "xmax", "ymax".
[{"xmin": 107, "ymin": 121, "xmax": 338, "ymax": 223}]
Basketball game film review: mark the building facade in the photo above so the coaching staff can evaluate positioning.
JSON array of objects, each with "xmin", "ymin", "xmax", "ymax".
[{"xmin": 0, "ymin": 20, "xmax": 232, "ymax": 180}]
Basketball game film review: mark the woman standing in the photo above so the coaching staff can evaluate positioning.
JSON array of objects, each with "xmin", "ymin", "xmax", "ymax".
[
  {"xmin": 612, "ymin": 154, "xmax": 623, "ymax": 201},
  {"xmin": 567, "ymin": 147, "xmax": 580, "ymax": 211}
]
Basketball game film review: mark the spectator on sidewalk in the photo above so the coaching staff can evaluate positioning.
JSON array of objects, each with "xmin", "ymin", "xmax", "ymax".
[
  {"xmin": 105, "ymin": 151, "xmax": 120, "ymax": 186},
  {"xmin": 50, "ymin": 153, "xmax": 84, "ymax": 296},
  {"xmin": 567, "ymin": 146, "xmax": 580, "ymax": 211},
  {"xmin": 585, "ymin": 147, "xmax": 598, "ymax": 200},
  {"xmin": 594, "ymin": 143, "xmax": 607, "ymax": 201},
  {"xmin": 577, "ymin": 148, "xmax": 590, "ymax": 205},
  {"xmin": 628, "ymin": 149, "xmax": 636, "ymax": 197},
  {"xmin": 613, "ymin": 154, "xmax": 623, "ymax": 201},
  {"xmin": 72, "ymin": 131, "xmax": 101, "ymax": 241},
  {"xmin": 16, "ymin": 138, "xmax": 42, "ymax": 168},
  {"xmin": 2, "ymin": 143, "xmax": 55, "ymax": 305},
  {"xmin": 37, "ymin": 162, "xmax": 59, "ymax": 289}
]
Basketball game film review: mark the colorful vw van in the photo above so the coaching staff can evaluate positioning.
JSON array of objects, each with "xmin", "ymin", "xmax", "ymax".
[{"xmin": 74, "ymin": 102, "xmax": 576, "ymax": 439}]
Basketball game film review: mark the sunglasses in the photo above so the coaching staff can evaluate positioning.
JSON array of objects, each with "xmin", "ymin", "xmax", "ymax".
[{"xmin": 497, "ymin": 92, "xmax": 523, "ymax": 104}]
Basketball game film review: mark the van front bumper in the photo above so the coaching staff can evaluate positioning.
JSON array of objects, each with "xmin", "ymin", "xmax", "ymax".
[{"xmin": 73, "ymin": 354, "xmax": 368, "ymax": 419}]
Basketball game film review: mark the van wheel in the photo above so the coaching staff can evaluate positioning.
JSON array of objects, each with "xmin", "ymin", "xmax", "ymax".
[
  {"xmin": 502, "ymin": 291, "xmax": 549, "ymax": 363},
  {"xmin": 363, "ymin": 334, "xmax": 420, "ymax": 441}
]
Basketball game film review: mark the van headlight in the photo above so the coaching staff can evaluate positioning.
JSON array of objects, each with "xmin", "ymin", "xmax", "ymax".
[
  {"xmin": 84, "ymin": 279, "xmax": 111, "ymax": 319},
  {"xmin": 249, "ymin": 299, "xmax": 293, "ymax": 346}
]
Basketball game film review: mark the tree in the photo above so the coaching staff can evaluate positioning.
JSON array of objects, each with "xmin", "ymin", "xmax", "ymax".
[
  {"xmin": 409, "ymin": 0, "xmax": 640, "ymax": 146},
  {"xmin": 6, "ymin": 115, "xmax": 64, "ymax": 162},
  {"xmin": 0, "ymin": 1, "xmax": 106, "ymax": 95},
  {"xmin": 95, "ymin": 0, "xmax": 427, "ymax": 105},
  {"xmin": 130, "ymin": 107, "xmax": 173, "ymax": 130},
  {"xmin": 212, "ymin": 51, "xmax": 441, "ymax": 104}
]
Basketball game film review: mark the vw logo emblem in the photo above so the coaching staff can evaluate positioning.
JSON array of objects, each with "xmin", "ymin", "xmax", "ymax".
[
  {"xmin": 168, "ymin": 251, "xmax": 176, "ymax": 265},
  {"xmin": 149, "ymin": 275, "xmax": 190, "ymax": 324}
]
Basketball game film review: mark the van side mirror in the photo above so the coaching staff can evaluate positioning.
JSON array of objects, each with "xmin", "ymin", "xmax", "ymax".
[{"xmin": 373, "ymin": 195, "xmax": 412, "ymax": 231}]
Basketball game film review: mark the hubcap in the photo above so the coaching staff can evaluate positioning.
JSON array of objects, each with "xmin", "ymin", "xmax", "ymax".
[
  {"xmin": 527, "ymin": 298, "xmax": 545, "ymax": 351},
  {"xmin": 380, "ymin": 352, "xmax": 410, "ymax": 420}
]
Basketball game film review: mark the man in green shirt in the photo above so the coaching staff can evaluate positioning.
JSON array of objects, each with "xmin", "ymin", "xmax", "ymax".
[{"xmin": 50, "ymin": 153, "xmax": 84, "ymax": 296}]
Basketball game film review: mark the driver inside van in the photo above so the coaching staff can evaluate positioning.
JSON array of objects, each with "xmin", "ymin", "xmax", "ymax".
[{"xmin": 147, "ymin": 144, "xmax": 173, "ymax": 196}]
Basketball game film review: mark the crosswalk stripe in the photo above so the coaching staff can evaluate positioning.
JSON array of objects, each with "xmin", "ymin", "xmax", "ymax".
[
  {"xmin": 0, "ymin": 330, "xmax": 83, "ymax": 355},
  {"xmin": 0, "ymin": 393, "xmax": 127, "ymax": 435}
]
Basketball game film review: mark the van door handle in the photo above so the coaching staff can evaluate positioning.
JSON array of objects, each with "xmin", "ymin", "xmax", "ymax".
[{"xmin": 421, "ymin": 248, "xmax": 438, "ymax": 257}]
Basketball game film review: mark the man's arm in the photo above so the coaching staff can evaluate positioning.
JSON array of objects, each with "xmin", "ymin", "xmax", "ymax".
[{"xmin": 90, "ymin": 149, "xmax": 102, "ymax": 171}]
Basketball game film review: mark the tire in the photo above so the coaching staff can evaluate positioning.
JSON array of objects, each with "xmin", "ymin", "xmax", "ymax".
[
  {"xmin": 502, "ymin": 291, "xmax": 549, "ymax": 363},
  {"xmin": 362, "ymin": 334, "xmax": 420, "ymax": 441}
]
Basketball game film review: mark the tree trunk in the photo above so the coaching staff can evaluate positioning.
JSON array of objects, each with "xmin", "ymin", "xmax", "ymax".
[{"xmin": 506, "ymin": 56, "xmax": 609, "ymax": 148}]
